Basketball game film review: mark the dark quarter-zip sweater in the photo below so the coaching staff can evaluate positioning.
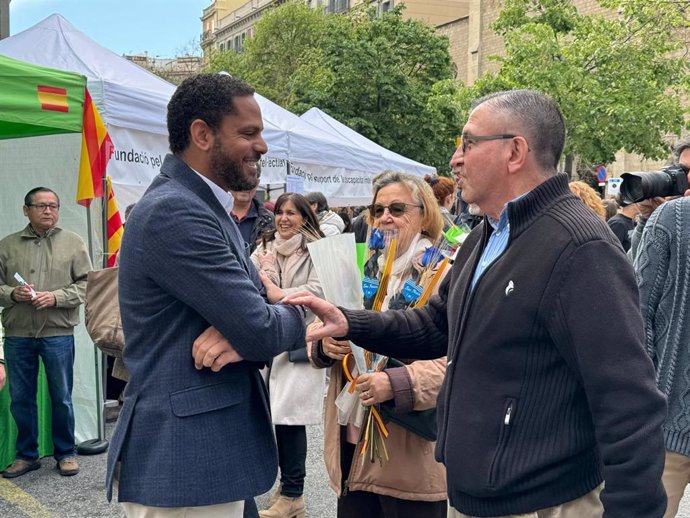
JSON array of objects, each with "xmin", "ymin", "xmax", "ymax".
[{"xmin": 343, "ymin": 174, "xmax": 667, "ymax": 518}]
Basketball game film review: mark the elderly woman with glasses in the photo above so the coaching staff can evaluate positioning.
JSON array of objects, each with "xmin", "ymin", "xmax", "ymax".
[{"xmin": 309, "ymin": 170, "xmax": 448, "ymax": 518}]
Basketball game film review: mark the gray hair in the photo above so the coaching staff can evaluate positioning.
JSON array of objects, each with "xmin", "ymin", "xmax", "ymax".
[
  {"xmin": 473, "ymin": 90, "xmax": 566, "ymax": 173},
  {"xmin": 369, "ymin": 170, "xmax": 444, "ymax": 240},
  {"xmin": 673, "ymin": 136, "xmax": 690, "ymax": 163}
]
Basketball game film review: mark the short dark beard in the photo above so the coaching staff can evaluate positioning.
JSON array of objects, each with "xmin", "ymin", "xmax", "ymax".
[{"xmin": 210, "ymin": 140, "xmax": 260, "ymax": 192}]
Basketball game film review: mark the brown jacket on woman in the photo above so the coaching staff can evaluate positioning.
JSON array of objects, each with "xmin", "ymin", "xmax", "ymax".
[{"xmin": 309, "ymin": 237, "xmax": 447, "ymax": 501}]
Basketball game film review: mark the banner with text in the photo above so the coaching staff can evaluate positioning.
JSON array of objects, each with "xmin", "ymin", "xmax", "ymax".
[
  {"xmin": 288, "ymin": 162, "xmax": 374, "ymax": 207},
  {"xmin": 106, "ymin": 125, "xmax": 169, "ymax": 214}
]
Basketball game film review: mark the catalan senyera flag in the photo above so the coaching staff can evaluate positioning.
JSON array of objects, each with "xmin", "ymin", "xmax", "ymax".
[
  {"xmin": 106, "ymin": 176, "xmax": 124, "ymax": 268},
  {"xmin": 77, "ymin": 88, "xmax": 114, "ymax": 207}
]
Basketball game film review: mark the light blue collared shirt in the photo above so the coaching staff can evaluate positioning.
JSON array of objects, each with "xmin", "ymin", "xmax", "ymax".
[{"xmin": 470, "ymin": 193, "xmax": 528, "ymax": 290}]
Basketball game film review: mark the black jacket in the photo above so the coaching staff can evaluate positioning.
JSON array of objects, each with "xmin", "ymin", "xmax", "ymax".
[{"xmin": 343, "ymin": 174, "xmax": 666, "ymax": 517}]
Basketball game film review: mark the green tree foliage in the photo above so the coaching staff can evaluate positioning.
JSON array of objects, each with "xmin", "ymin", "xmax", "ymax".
[
  {"xmin": 459, "ymin": 0, "xmax": 690, "ymax": 169},
  {"xmin": 206, "ymin": 3, "xmax": 463, "ymax": 173}
]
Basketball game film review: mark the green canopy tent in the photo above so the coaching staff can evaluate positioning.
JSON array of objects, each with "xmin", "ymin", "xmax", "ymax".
[
  {"xmin": 0, "ymin": 54, "xmax": 103, "ymax": 469},
  {"xmin": 0, "ymin": 54, "xmax": 85, "ymax": 138}
]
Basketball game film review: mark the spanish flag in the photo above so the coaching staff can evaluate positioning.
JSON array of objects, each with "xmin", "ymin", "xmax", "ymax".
[
  {"xmin": 37, "ymin": 85, "xmax": 69, "ymax": 113},
  {"xmin": 76, "ymin": 89, "xmax": 113, "ymax": 207},
  {"xmin": 106, "ymin": 176, "xmax": 124, "ymax": 267}
]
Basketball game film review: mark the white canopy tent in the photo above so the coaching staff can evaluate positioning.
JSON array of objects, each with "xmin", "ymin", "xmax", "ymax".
[
  {"xmin": 0, "ymin": 14, "xmax": 438, "ymax": 207},
  {"xmin": 300, "ymin": 107, "xmax": 435, "ymax": 178},
  {"xmin": 255, "ymin": 95, "xmax": 419, "ymax": 206}
]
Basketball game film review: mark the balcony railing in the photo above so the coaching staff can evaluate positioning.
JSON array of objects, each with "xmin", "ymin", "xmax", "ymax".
[{"xmin": 218, "ymin": 0, "xmax": 281, "ymax": 29}]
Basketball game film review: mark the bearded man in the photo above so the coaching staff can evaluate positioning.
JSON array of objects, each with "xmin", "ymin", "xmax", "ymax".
[{"xmin": 105, "ymin": 74, "xmax": 308, "ymax": 518}]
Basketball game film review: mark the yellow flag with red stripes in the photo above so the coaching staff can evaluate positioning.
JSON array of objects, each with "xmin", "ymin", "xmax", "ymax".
[
  {"xmin": 77, "ymin": 88, "xmax": 113, "ymax": 207},
  {"xmin": 106, "ymin": 176, "xmax": 124, "ymax": 267}
]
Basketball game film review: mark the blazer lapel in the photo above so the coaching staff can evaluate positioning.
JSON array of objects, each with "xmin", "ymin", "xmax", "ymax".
[{"xmin": 160, "ymin": 154, "xmax": 254, "ymax": 276}]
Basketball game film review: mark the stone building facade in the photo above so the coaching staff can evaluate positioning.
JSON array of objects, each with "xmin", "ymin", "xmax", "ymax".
[
  {"xmin": 202, "ymin": 0, "xmax": 468, "ymax": 58},
  {"xmin": 123, "ymin": 54, "xmax": 203, "ymax": 85}
]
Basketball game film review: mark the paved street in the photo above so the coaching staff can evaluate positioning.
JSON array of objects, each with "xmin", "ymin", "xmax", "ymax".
[
  {"xmin": 0, "ymin": 419, "xmax": 689, "ymax": 517},
  {"xmin": 0, "ymin": 421, "xmax": 335, "ymax": 518}
]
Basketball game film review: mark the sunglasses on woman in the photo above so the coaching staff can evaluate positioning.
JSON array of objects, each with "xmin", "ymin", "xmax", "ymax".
[{"xmin": 369, "ymin": 202, "xmax": 423, "ymax": 218}]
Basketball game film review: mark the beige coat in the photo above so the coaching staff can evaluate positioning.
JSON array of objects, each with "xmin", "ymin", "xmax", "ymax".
[
  {"xmin": 252, "ymin": 234, "xmax": 326, "ymax": 425},
  {"xmin": 311, "ymin": 236, "xmax": 448, "ymax": 501},
  {"xmin": 0, "ymin": 225, "xmax": 91, "ymax": 337}
]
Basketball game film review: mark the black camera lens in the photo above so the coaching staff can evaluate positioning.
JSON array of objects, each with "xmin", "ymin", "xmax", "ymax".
[
  {"xmin": 620, "ymin": 172, "xmax": 673, "ymax": 203},
  {"xmin": 620, "ymin": 165, "xmax": 689, "ymax": 203}
]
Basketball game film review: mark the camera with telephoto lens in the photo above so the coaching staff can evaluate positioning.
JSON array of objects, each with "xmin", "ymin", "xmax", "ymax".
[{"xmin": 620, "ymin": 164, "xmax": 689, "ymax": 203}]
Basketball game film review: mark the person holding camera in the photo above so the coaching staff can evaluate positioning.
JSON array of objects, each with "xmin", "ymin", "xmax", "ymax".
[{"xmin": 633, "ymin": 137, "xmax": 690, "ymax": 518}]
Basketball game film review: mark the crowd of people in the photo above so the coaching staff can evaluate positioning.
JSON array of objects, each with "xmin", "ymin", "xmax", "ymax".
[{"xmin": 0, "ymin": 73, "xmax": 689, "ymax": 518}]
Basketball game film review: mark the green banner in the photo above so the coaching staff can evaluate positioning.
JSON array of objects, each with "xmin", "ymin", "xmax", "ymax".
[
  {"xmin": 0, "ymin": 54, "xmax": 86, "ymax": 140},
  {"xmin": 0, "ymin": 361, "xmax": 54, "ymax": 470},
  {"xmin": 356, "ymin": 242, "xmax": 367, "ymax": 279}
]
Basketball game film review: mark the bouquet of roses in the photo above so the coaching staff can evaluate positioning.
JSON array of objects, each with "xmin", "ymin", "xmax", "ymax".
[
  {"xmin": 306, "ymin": 234, "xmax": 374, "ymax": 443},
  {"xmin": 362, "ymin": 228, "xmax": 399, "ymax": 310},
  {"xmin": 385, "ymin": 231, "xmax": 454, "ymax": 311},
  {"xmin": 351, "ymin": 228, "xmax": 459, "ymax": 464},
  {"xmin": 308, "ymin": 229, "xmax": 455, "ymax": 466}
]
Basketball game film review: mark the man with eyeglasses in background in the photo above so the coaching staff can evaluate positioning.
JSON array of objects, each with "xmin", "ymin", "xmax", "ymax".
[
  {"xmin": 284, "ymin": 90, "xmax": 667, "ymax": 518},
  {"xmin": 0, "ymin": 187, "xmax": 91, "ymax": 479}
]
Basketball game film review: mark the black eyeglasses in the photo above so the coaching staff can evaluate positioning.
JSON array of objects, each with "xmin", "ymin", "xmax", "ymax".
[
  {"xmin": 369, "ymin": 202, "xmax": 422, "ymax": 218},
  {"xmin": 27, "ymin": 203, "xmax": 60, "ymax": 212},
  {"xmin": 460, "ymin": 133, "xmax": 517, "ymax": 153}
]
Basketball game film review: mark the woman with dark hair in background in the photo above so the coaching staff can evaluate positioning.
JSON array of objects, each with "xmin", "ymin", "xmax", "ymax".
[
  {"xmin": 305, "ymin": 191, "xmax": 345, "ymax": 236},
  {"xmin": 251, "ymin": 193, "xmax": 326, "ymax": 518}
]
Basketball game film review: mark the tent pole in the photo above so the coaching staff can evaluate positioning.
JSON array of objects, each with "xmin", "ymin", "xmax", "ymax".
[
  {"xmin": 96, "ymin": 176, "xmax": 108, "ymax": 438},
  {"xmin": 77, "ymin": 184, "xmax": 109, "ymax": 455}
]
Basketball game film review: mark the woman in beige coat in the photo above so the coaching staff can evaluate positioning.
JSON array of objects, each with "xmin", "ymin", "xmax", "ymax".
[
  {"xmin": 309, "ymin": 171, "xmax": 448, "ymax": 518},
  {"xmin": 251, "ymin": 193, "xmax": 325, "ymax": 518}
]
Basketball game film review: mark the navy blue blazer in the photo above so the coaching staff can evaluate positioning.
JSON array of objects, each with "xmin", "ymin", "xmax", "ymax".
[{"xmin": 106, "ymin": 154, "xmax": 306, "ymax": 507}]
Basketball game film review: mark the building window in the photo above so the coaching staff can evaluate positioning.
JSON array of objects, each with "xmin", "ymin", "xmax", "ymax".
[
  {"xmin": 378, "ymin": 0, "xmax": 393, "ymax": 14},
  {"xmin": 219, "ymin": 42, "xmax": 225, "ymax": 52},
  {"xmin": 327, "ymin": 0, "xmax": 349, "ymax": 14}
]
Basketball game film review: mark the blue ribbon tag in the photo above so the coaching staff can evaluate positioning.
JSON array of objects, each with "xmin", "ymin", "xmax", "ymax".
[
  {"xmin": 362, "ymin": 277, "xmax": 380, "ymax": 299},
  {"xmin": 402, "ymin": 278, "xmax": 423, "ymax": 302}
]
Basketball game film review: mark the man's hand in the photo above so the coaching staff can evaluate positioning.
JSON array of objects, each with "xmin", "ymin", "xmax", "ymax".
[
  {"xmin": 0, "ymin": 364, "xmax": 5, "ymax": 391},
  {"xmin": 282, "ymin": 292, "xmax": 349, "ymax": 341},
  {"xmin": 637, "ymin": 197, "xmax": 665, "ymax": 219},
  {"xmin": 31, "ymin": 291, "xmax": 56, "ymax": 309},
  {"xmin": 12, "ymin": 285, "xmax": 35, "ymax": 303},
  {"xmin": 322, "ymin": 336, "xmax": 351, "ymax": 361},
  {"xmin": 259, "ymin": 270, "xmax": 285, "ymax": 304},
  {"xmin": 192, "ymin": 326, "xmax": 244, "ymax": 372},
  {"xmin": 356, "ymin": 372, "xmax": 393, "ymax": 406}
]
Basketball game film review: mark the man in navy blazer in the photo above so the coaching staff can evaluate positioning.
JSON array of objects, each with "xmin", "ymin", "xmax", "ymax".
[{"xmin": 106, "ymin": 74, "xmax": 306, "ymax": 517}]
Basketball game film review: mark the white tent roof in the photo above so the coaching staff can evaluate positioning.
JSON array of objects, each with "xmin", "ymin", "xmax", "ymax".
[
  {"xmin": 0, "ymin": 14, "xmax": 379, "ymax": 170},
  {"xmin": 256, "ymin": 95, "xmax": 387, "ymax": 173},
  {"xmin": 301, "ymin": 107, "xmax": 436, "ymax": 176},
  {"xmin": 0, "ymin": 14, "xmax": 426, "ymax": 207}
]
